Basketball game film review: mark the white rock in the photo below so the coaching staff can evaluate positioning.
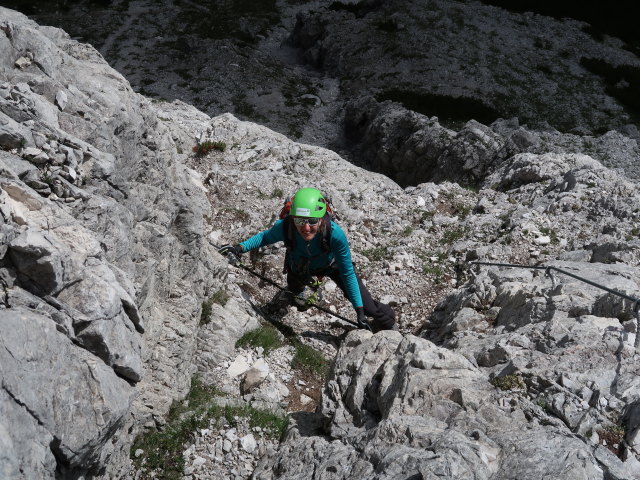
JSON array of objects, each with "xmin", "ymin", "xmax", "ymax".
[
  {"xmin": 227, "ymin": 356, "xmax": 251, "ymax": 378},
  {"xmin": 251, "ymin": 357, "xmax": 269, "ymax": 377},
  {"xmin": 534, "ymin": 235, "xmax": 551, "ymax": 246},
  {"xmin": 55, "ymin": 90, "xmax": 68, "ymax": 111},
  {"xmin": 240, "ymin": 434, "xmax": 257, "ymax": 453},
  {"xmin": 300, "ymin": 394, "xmax": 313, "ymax": 405},
  {"xmin": 15, "ymin": 56, "xmax": 31, "ymax": 69},
  {"xmin": 416, "ymin": 196, "xmax": 426, "ymax": 207}
]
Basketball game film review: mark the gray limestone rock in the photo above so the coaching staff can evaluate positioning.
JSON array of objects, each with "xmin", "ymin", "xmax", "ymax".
[{"xmin": 0, "ymin": 308, "xmax": 134, "ymax": 477}]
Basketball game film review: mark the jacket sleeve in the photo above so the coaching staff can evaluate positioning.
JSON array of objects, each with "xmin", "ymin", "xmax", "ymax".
[
  {"xmin": 330, "ymin": 224, "xmax": 363, "ymax": 309},
  {"xmin": 239, "ymin": 219, "xmax": 285, "ymax": 252}
]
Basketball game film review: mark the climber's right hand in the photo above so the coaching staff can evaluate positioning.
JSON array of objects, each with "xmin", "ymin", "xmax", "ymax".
[{"xmin": 355, "ymin": 307, "xmax": 372, "ymax": 331}]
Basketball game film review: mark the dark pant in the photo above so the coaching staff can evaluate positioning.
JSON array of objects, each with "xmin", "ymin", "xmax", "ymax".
[{"xmin": 287, "ymin": 267, "xmax": 396, "ymax": 331}]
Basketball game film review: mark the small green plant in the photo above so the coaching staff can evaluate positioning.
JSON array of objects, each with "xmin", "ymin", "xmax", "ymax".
[
  {"xmin": 41, "ymin": 171, "xmax": 54, "ymax": 185},
  {"xmin": 442, "ymin": 227, "xmax": 466, "ymax": 245},
  {"xmin": 221, "ymin": 207, "xmax": 250, "ymax": 222},
  {"xmin": 420, "ymin": 210, "xmax": 435, "ymax": 222},
  {"xmin": 200, "ymin": 298, "xmax": 213, "ymax": 326},
  {"xmin": 539, "ymin": 227, "xmax": 559, "ymax": 244},
  {"xmin": 200, "ymin": 291, "xmax": 229, "ymax": 325},
  {"xmin": 401, "ymin": 226, "xmax": 413, "ymax": 237},
  {"xmin": 361, "ymin": 246, "xmax": 389, "ymax": 262},
  {"xmin": 490, "ymin": 374, "xmax": 526, "ymax": 391},
  {"xmin": 271, "ymin": 188, "xmax": 284, "ymax": 198},
  {"xmin": 422, "ymin": 264, "xmax": 444, "ymax": 283},
  {"xmin": 292, "ymin": 343, "xmax": 329, "ymax": 377},
  {"xmin": 192, "ymin": 140, "xmax": 226, "ymax": 156},
  {"xmin": 599, "ymin": 424, "xmax": 626, "ymax": 457},
  {"xmin": 211, "ymin": 289, "xmax": 229, "ymax": 306},
  {"xmin": 236, "ymin": 325, "xmax": 284, "ymax": 354},
  {"xmin": 454, "ymin": 204, "xmax": 472, "ymax": 219},
  {"xmin": 131, "ymin": 376, "xmax": 287, "ymax": 478}
]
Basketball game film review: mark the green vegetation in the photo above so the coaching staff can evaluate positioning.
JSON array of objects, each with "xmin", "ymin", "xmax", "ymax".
[
  {"xmin": 220, "ymin": 207, "xmax": 250, "ymax": 222},
  {"xmin": 200, "ymin": 290, "xmax": 229, "ymax": 325},
  {"xmin": 539, "ymin": 226, "xmax": 559, "ymax": 244},
  {"xmin": 599, "ymin": 424, "xmax": 627, "ymax": 457},
  {"xmin": 441, "ymin": 227, "xmax": 467, "ymax": 245},
  {"xmin": 361, "ymin": 246, "xmax": 389, "ymax": 261},
  {"xmin": 271, "ymin": 188, "xmax": 284, "ymax": 198},
  {"xmin": 401, "ymin": 226, "xmax": 413, "ymax": 237},
  {"xmin": 291, "ymin": 343, "xmax": 330, "ymax": 377},
  {"xmin": 235, "ymin": 325, "xmax": 284, "ymax": 354},
  {"xmin": 422, "ymin": 264, "xmax": 444, "ymax": 283},
  {"xmin": 192, "ymin": 140, "xmax": 226, "ymax": 156},
  {"xmin": 490, "ymin": 374, "xmax": 526, "ymax": 391},
  {"xmin": 131, "ymin": 377, "xmax": 287, "ymax": 479},
  {"xmin": 200, "ymin": 299, "xmax": 213, "ymax": 326}
]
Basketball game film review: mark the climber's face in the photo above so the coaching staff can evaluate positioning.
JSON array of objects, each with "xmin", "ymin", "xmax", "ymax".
[{"xmin": 293, "ymin": 217, "xmax": 322, "ymax": 242}]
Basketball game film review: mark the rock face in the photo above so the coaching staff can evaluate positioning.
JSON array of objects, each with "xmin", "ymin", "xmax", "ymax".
[
  {"xmin": 254, "ymin": 277, "xmax": 639, "ymax": 478},
  {"xmin": 0, "ymin": 7, "xmax": 252, "ymax": 478}
]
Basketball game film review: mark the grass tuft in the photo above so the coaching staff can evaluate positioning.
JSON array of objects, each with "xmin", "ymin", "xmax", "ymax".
[
  {"xmin": 490, "ymin": 374, "xmax": 526, "ymax": 391},
  {"xmin": 131, "ymin": 376, "xmax": 287, "ymax": 478},
  {"xmin": 291, "ymin": 343, "xmax": 329, "ymax": 377},
  {"xmin": 236, "ymin": 325, "xmax": 284, "ymax": 354}
]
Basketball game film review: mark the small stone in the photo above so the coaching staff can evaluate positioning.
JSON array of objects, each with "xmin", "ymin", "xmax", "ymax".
[
  {"xmin": 134, "ymin": 449, "xmax": 144, "ymax": 458},
  {"xmin": 55, "ymin": 90, "xmax": 68, "ymax": 111},
  {"xmin": 15, "ymin": 56, "xmax": 32, "ymax": 69},
  {"xmin": 240, "ymin": 434, "xmax": 257, "ymax": 453},
  {"xmin": 534, "ymin": 235, "xmax": 551, "ymax": 246},
  {"xmin": 222, "ymin": 439, "xmax": 232, "ymax": 452},
  {"xmin": 227, "ymin": 356, "xmax": 251, "ymax": 378}
]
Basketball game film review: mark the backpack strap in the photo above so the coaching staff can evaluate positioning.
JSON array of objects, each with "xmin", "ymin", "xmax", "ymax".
[{"xmin": 320, "ymin": 215, "xmax": 332, "ymax": 252}]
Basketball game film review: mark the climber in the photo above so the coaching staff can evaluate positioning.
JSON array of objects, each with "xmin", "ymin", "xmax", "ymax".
[{"xmin": 218, "ymin": 187, "xmax": 397, "ymax": 332}]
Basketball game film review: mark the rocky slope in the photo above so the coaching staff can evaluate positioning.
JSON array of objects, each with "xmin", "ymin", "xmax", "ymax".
[
  {"xmin": 8, "ymin": 0, "xmax": 640, "ymax": 184},
  {"xmin": 1, "ymin": 6, "xmax": 639, "ymax": 480}
]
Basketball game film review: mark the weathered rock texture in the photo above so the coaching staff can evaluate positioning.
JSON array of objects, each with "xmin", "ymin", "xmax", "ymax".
[{"xmin": 0, "ymin": 7, "xmax": 254, "ymax": 478}]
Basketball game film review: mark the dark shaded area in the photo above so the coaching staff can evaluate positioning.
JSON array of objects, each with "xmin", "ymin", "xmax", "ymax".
[
  {"xmin": 328, "ymin": 0, "xmax": 382, "ymax": 17},
  {"xmin": 580, "ymin": 58, "xmax": 640, "ymax": 123},
  {"xmin": 0, "ymin": 0, "xmax": 129, "ymax": 47},
  {"xmin": 0, "ymin": 0, "xmax": 115, "ymax": 16},
  {"xmin": 480, "ymin": 1, "xmax": 640, "ymax": 54},
  {"xmin": 173, "ymin": 0, "xmax": 279, "ymax": 45},
  {"xmin": 376, "ymin": 89, "xmax": 501, "ymax": 128}
]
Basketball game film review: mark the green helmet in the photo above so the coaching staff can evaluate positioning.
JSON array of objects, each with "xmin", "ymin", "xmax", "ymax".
[{"xmin": 291, "ymin": 188, "xmax": 327, "ymax": 218}]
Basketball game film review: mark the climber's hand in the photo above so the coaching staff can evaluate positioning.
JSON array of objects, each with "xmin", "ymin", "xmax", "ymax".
[{"xmin": 355, "ymin": 307, "xmax": 371, "ymax": 331}]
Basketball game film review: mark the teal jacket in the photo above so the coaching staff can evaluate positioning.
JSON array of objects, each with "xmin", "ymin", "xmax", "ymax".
[{"xmin": 239, "ymin": 219, "xmax": 363, "ymax": 308}]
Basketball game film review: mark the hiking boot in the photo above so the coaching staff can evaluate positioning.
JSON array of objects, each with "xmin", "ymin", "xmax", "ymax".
[
  {"xmin": 264, "ymin": 290, "xmax": 292, "ymax": 314},
  {"xmin": 292, "ymin": 287, "xmax": 321, "ymax": 311}
]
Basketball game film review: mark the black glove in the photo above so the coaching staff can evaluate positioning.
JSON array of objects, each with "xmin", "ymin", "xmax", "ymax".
[
  {"xmin": 355, "ymin": 307, "xmax": 371, "ymax": 331},
  {"xmin": 218, "ymin": 244, "xmax": 243, "ymax": 264}
]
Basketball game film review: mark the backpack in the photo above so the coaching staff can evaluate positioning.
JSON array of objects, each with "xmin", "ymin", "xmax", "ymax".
[{"xmin": 278, "ymin": 195, "xmax": 336, "ymax": 253}]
